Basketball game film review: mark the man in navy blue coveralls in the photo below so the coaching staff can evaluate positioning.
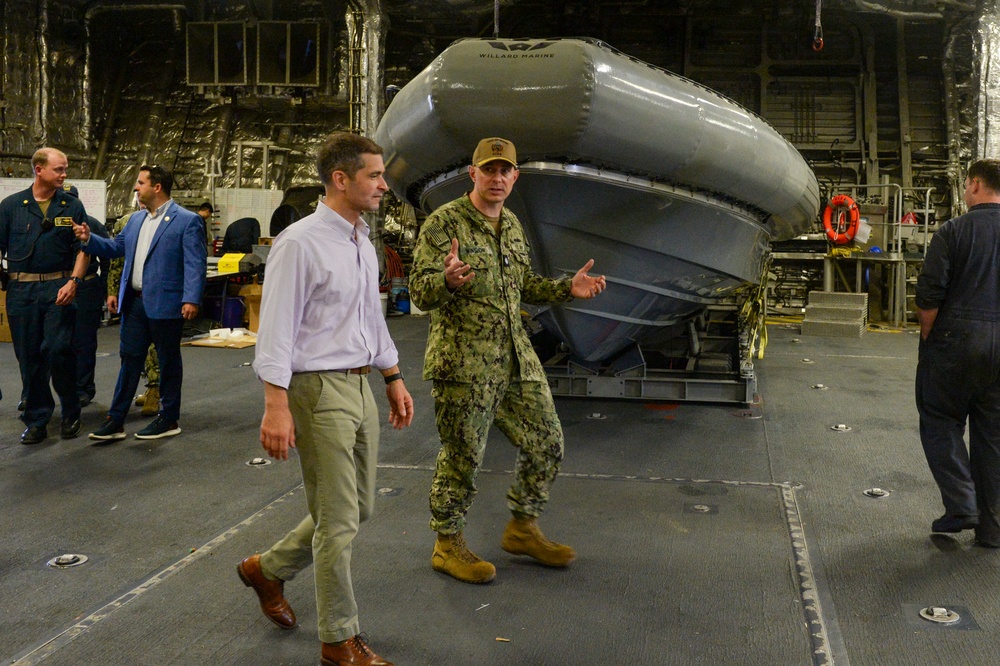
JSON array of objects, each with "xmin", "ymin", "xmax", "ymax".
[
  {"xmin": 0, "ymin": 148, "xmax": 90, "ymax": 444},
  {"xmin": 916, "ymin": 158, "xmax": 1000, "ymax": 547}
]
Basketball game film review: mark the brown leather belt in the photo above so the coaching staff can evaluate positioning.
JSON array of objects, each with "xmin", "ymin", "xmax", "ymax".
[
  {"xmin": 9, "ymin": 270, "xmax": 72, "ymax": 282},
  {"xmin": 335, "ymin": 366, "xmax": 370, "ymax": 375}
]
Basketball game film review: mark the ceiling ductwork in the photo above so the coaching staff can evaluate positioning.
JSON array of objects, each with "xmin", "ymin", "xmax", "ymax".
[{"xmin": 840, "ymin": 0, "xmax": 975, "ymax": 19}]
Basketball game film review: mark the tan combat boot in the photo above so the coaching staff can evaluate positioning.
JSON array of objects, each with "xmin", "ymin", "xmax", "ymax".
[
  {"xmin": 141, "ymin": 386, "xmax": 160, "ymax": 416},
  {"xmin": 501, "ymin": 514, "xmax": 576, "ymax": 567},
  {"xmin": 432, "ymin": 532, "xmax": 496, "ymax": 584}
]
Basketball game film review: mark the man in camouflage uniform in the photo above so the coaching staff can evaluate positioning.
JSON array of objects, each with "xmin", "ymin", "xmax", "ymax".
[
  {"xmin": 108, "ymin": 211, "xmax": 160, "ymax": 415},
  {"xmin": 409, "ymin": 137, "xmax": 606, "ymax": 584}
]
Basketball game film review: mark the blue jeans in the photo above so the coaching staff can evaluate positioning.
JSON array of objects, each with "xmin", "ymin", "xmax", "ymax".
[{"xmin": 108, "ymin": 294, "xmax": 184, "ymax": 423}]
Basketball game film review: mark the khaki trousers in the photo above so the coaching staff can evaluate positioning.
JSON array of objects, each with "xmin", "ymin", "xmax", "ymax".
[{"xmin": 259, "ymin": 371, "xmax": 380, "ymax": 643}]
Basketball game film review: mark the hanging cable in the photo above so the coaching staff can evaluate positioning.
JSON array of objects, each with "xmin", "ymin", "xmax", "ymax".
[
  {"xmin": 813, "ymin": 0, "xmax": 824, "ymax": 52},
  {"xmin": 494, "ymin": 0, "xmax": 500, "ymax": 39}
]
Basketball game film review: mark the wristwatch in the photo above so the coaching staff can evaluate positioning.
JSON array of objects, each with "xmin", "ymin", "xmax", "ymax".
[
  {"xmin": 383, "ymin": 372, "xmax": 404, "ymax": 385},
  {"xmin": 70, "ymin": 276, "xmax": 83, "ymax": 286}
]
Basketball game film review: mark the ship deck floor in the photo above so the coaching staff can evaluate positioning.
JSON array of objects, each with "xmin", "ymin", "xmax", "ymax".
[{"xmin": 1, "ymin": 315, "xmax": 997, "ymax": 666}]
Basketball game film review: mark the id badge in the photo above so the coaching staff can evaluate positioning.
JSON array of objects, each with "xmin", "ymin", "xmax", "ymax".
[{"xmin": 54, "ymin": 217, "xmax": 74, "ymax": 227}]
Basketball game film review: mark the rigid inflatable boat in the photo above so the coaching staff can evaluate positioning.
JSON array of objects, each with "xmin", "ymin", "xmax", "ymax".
[{"xmin": 375, "ymin": 37, "xmax": 820, "ymax": 363}]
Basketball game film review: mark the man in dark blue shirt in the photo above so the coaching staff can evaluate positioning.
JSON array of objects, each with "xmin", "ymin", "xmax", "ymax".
[
  {"xmin": 0, "ymin": 148, "xmax": 89, "ymax": 444},
  {"xmin": 916, "ymin": 158, "xmax": 1000, "ymax": 546}
]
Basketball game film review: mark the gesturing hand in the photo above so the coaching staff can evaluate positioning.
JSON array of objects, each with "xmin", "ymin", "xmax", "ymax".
[
  {"xmin": 72, "ymin": 220, "xmax": 91, "ymax": 242},
  {"xmin": 443, "ymin": 238, "xmax": 475, "ymax": 290},
  {"xmin": 571, "ymin": 259, "xmax": 607, "ymax": 299}
]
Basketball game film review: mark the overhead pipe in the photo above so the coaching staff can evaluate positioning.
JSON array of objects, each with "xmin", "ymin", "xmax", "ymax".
[
  {"xmin": 270, "ymin": 109, "xmax": 297, "ymax": 190},
  {"xmin": 83, "ymin": 3, "xmax": 186, "ymax": 174},
  {"xmin": 137, "ymin": 54, "xmax": 178, "ymax": 168},
  {"xmin": 942, "ymin": 19, "xmax": 966, "ymax": 219},
  {"xmin": 346, "ymin": 0, "xmax": 386, "ymax": 136},
  {"xmin": 90, "ymin": 61, "xmax": 130, "ymax": 178},
  {"xmin": 977, "ymin": 10, "xmax": 1000, "ymax": 159},
  {"xmin": 35, "ymin": 1, "xmax": 49, "ymax": 145},
  {"xmin": 848, "ymin": 0, "xmax": 942, "ymax": 19}
]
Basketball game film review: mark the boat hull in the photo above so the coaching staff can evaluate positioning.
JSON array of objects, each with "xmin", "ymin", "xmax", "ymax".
[
  {"xmin": 376, "ymin": 37, "xmax": 819, "ymax": 362},
  {"xmin": 422, "ymin": 163, "xmax": 768, "ymax": 362}
]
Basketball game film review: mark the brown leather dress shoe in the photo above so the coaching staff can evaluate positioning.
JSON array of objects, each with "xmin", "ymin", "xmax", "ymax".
[
  {"xmin": 321, "ymin": 635, "xmax": 394, "ymax": 666},
  {"xmin": 237, "ymin": 554, "xmax": 296, "ymax": 629}
]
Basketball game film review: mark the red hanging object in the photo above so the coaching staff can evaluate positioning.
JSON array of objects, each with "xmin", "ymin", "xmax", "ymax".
[{"xmin": 813, "ymin": 0, "xmax": 825, "ymax": 52}]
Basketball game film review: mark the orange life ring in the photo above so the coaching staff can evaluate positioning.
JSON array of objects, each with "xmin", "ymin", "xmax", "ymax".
[{"xmin": 822, "ymin": 194, "xmax": 860, "ymax": 245}]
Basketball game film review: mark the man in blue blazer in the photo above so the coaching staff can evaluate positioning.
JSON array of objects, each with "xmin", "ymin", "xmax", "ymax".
[{"xmin": 73, "ymin": 164, "xmax": 207, "ymax": 441}]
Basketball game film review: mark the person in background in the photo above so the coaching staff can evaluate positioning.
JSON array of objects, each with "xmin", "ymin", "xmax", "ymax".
[
  {"xmin": 409, "ymin": 137, "xmax": 606, "ymax": 584},
  {"xmin": 916, "ymin": 158, "xmax": 1000, "ymax": 548},
  {"xmin": 197, "ymin": 201, "xmax": 214, "ymax": 247},
  {"xmin": 62, "ymin": 182, "xmax": 109, "ymax": 408},
  {"xmin": 74, "ymin": 164, "xmax": 206, "ymax": 442},
  {"xmin": 0, "ymin": 147, "xmax": 89, "ymax": 444},
  {"xmin": 239, "ymin": 132, "xmax": 412, "ymax": 666},
  {"xmin": 73, "ymin": 211, "xmax": 109, "ymax": 407}
]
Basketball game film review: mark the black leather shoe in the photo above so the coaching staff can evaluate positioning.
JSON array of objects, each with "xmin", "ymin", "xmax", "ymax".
[
  {"xmin": 79, "ymin": 395, "xmax": 92, "ymax": 407},
  {"xmin": 61, "ymin": 418, "xmax": 82, "ymax": 439},
  {"xmin": 17, "ymin": 399, "xmax": 26, "ymax": 411},
  {"xmin": 932, "ymin": 514, "xmax": 979, "ymax": 533},
  {"xmin": 21, "ymin": 426, "xmax": 47, "ymax": 445}
]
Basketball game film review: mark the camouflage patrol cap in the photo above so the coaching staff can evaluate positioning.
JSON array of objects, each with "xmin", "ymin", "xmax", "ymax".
[{"xmin": 472, "ymin": 137, "xmax": 517, "ymax": 168}]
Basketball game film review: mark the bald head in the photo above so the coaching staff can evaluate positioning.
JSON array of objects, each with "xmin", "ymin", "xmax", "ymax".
[
  {"xmin": 31, "ymin": 147, "xmax": 69, "ymax": 197},
  {"xmin": 32, "ymin": 147, "xmax": 67, "ymax": 171}
]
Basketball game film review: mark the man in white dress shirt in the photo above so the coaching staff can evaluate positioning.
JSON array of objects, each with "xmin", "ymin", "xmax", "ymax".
[{"xmin": 237, "ymin": 132, "xmax": 413, "ymax": 666}]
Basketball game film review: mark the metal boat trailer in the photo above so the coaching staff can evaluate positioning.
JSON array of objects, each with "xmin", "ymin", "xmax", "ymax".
[{"xmin": 540, "ymin": 304, "xmax": 758, "ymax": 405}]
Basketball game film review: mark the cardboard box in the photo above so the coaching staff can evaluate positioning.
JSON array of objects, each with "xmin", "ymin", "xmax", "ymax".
[
  {"xmin": 239, "ymin": 283, "xmax": 263, "ymax": 333},
  {"xmin": 0, "ymin": 290, "xmax": 10, "ymax": 343}
]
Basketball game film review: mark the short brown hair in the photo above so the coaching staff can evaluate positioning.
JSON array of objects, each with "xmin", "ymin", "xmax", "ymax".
[
  {"xmin": 316, "ymin": 132, "xmax": 383, "ymax": 186},
  {"xmin": 967, "ymin": 159, "xmax": 1000, "ymax": 193}
]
